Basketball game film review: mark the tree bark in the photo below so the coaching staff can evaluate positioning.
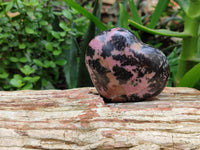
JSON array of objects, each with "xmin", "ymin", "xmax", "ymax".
[{"xmin": 0, "ymin": 87, "xmax": 200, "ymax": 150}]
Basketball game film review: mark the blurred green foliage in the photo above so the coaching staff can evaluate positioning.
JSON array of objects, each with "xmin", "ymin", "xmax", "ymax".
[
  {"xmin": 0, "ymin": 0, "xmax": 90, "ymax": 90},
  {"xmin": 66, "ymin": 0, "xmax": 200, "ymax": 90},
  {"xmin": 1, "ymin": 0, "xmax": 200, "ymax": 91},
  {"xmin": 122, "ymin": 0, "xmax": 200, "ymax": 89}
]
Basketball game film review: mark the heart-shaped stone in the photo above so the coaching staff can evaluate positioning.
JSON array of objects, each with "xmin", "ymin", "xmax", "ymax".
[{"xmin": 85, "ymin": 28, "xmax": 170, "ymax": 102}]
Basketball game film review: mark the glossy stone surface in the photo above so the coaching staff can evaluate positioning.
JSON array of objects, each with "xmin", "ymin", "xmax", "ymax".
[{"xmin": 85, "ymin": 27, "xmax": 170, "ymax": 102}]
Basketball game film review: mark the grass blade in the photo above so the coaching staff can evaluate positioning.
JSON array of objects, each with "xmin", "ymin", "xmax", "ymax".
[
  {"xmin": 128, "ymin": 19, "xmax": 191, "ymax": 38},
  {"xmin": 96, "ymin": 0, "xmax": 103, "ymax": 34},
  {"xmin": 119, "ymin": 4, "xmax": 141, "ymax": 39},
  {"xmin": 63, "ymin": 36, "xmax": 79, "ymax": 88},
  {"xmin": 128, "ymin": 0, "xmax": 142, "ymax": 25},
  {"xmin": 148, "ymin": 0, "xmax": 170, "ymax": 29},
  {"xmin": 174, "ymin": 0, "xmax": 189, "ymax": 13},
  {"xmin": 166, "ymin": 48, "xmax": 178, "ymax": 87},
  {"xmin": 77, "ymin": 0, "xmax": 100, "ymax": 87},
  {"xmin": 119, "ymin": 3, "xmax": 130, "ymax": 29},
  {"xmin": 64, "ymin": 0, "xmax": 107, "ymax": 31},
  {"xmin": 177, "ymin": 62, "xmax": 200, "ymax": 87}
]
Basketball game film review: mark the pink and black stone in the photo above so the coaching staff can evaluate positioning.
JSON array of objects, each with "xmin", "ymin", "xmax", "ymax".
[{"xmin": 85, "ymin": 27, "xmax": 170, "ymax": 103}]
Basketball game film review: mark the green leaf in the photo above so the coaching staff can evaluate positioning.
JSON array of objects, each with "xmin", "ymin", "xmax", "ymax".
[
  {"xmin": 19, "ymin": 43, "xmax": 26, "ymax": 49},
  {"xmin": 62, "ymin": 9, "xmax": 73, "ymax": 20},
  {"xmin": 27, "ymin": 8, "xmax": 34, "ymax": 19},
  {"xmin": 33, "ymin": 59, "xmax": 43, "ymax": 67},
  {"xmin": 128, "ymin": 20, "xmax": 191, "ymax": 38},
  {"xmin": 128, "ymin": 0, "xmax": 142, "ymax": 25},
  {"xmin": 35, "ymin": 12, "xmax": 42, "ymax": 19},
  {"xmin": 45, "ymin": 42, "xmax": 53, "ymax": 51},
  {"xmin": 0, "ymin": 72, "xmax": 9, "ymax": 79},
  {"xmin": 41, "ymin": 80, "xmax": 55, "ymax": 89},
  {"xmin": 167, "ymin": 48, "xmax": 178, "ymax": 87},
  {"xmin": 9, "ymin": 57, "xmax": 19, "ymax": 62},
  {"xmin": 43, "ymin": 60, "xmax": 55, "ymax": 68},
  {"xmin": 25, "ymin": 26, "xmax": 35, "ymax": 34},
  {"xmin": 39, "ymin": 20, "xmax": 48, "ymax": 26},
  {"xmin": 10, "ymin": 74, "xmax": 24, "ymax": 88},
  {"xmin": 20, "ymin": 65, "xmax": 35, "ymax": 76},
  {"xmin": 23, "ymin": 77, "xmax": 32, "ymax": 81},
  {"xmin": 174, "ymin": 0, "xmax": 189, "ymax": 13},
  {"xmin": 178, "ymin": 62, "xmax": 200, "ymax": 87},
  {"xmin": 53, "ymin": 49, "xmax": 62, "ymax": 56},
  {"xmin": 67, "ymin": 35, "xmax": 80, "ymax": 88},
  {"xmin": 51, "ymin": 31, "xmax": 60, "ymax": 39},
  {"xmin": 22, "ymin": 83, "xmax": 33, "ymax": 90},
  {"xmin": 148, "ymin": 0, "xmax": 170, "ymax": 29},
  {"xmin": 74, "ymin": 17, "xmax": 85, "ymax": 23},
  {"xmin": 76, "ymin": 0, "xmax": 101, "ymax": 87},
  {"xmin": 5, "ymin": 0, "xmax": 14, "ymax": 12},
  {"xmin": 53, "ymin": 12, "xmax": 62, "ymax": 16},
  {"xmin": 60, "ymin": 32, "xmax": 66, "ymax": 37},
  {"xmin": 23, "ymin": 0, "xmax": 39, "ymax": 6},
  {"xmin": 59, "ymin": 21, "xmax": 70, "ymax": 31},
  {"xmin": 42, "ymin": 79, "xmax": 48, "ymax": 86},
  {"xmin": 55, "ymin": 59, "xmax": 67, "ymax": 66},
  {"xmin": 59, "ymin": 21, "xmax": 67, "ymax": 30},
  {"xmin": 19, "ymin": 57, "xmax": 28, "ymax": 63},
  {"xmin": 167, "ymin": 49, "xmax": 179, "ymax": 67},
  {"xmin": 64, "ymin": 0, "xmax": 107, "ymax": 31},
  {"xmin": 31, "ymin": 76, "xmax": 40, "ymax": 82},
  {"xmin": 24, "ymin": 76, "xmax": 40, "ymax": 83}
]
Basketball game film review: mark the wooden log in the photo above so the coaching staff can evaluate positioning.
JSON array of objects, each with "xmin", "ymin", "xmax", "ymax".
[{"xmin": 0, "ymin": 87, "xmax": 200, "ymax": 150}]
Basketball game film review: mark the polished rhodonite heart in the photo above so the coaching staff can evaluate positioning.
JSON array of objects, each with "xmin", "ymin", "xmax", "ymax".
[{"xmin": 85, "ymin": 27, "xmax": 170, "ymax": 103}]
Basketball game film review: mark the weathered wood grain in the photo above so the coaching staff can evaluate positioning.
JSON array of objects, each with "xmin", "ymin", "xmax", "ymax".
[{"xmin": 0, "ymin": 87, "xmax": 200, "ymax": 150}]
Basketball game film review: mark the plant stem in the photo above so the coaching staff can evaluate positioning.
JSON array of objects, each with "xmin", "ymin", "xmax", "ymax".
[
  {"xmin": 128, "ymin": 19, "xmax": 190, "ymax": 38},
  {"xmin": 175, "ymin": 0, "xmax": 200, "ymax": 84}
]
